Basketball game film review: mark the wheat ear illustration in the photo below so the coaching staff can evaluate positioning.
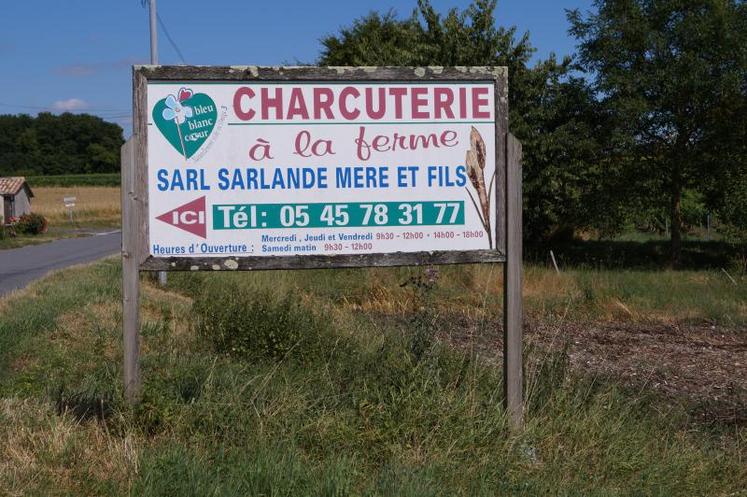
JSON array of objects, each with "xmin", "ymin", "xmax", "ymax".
[{"xmin": 465, "ymin": 126, "xmax": 493, "ymax": 249}]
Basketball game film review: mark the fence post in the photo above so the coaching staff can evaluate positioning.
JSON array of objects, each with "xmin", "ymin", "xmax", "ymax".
[
  {"xmin": 503, "ymin": 132, "xmax": 523, "ymax": 429},
  {"xmin": 121, "ymin": 137, "xmax": 141, "ymax": 404}
]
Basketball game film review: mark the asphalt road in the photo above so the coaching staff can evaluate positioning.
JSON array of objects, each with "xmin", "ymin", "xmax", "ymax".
[{"xmin": 0, "ymin": 231, "xmax": 121, "ymax": 296}]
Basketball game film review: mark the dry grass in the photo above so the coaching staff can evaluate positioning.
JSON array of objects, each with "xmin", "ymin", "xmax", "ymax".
[
  {"xmin": 32, "ymin": 186, "xmax": 120, "ymax": 227},
  {"xmin": 0, "ymin": 268, "xmax": 193, "ymax": 495},
  {"xmin": 318, "ymin": 264, "xmax": 747, "ymax": 326},
  {"xmin": 0, "ymin": 398, "xmax": 139, "ymax": 496}
]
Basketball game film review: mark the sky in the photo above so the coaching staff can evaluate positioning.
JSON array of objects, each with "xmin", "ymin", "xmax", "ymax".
[{"xmin": 0, "ymin": 0, "xmax": 593, "ymax": 134}]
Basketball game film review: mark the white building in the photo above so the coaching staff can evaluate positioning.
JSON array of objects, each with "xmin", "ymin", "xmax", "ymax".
[{"xmin": 0, "ymin": 177, "xmax": 34, "ymax": 224}]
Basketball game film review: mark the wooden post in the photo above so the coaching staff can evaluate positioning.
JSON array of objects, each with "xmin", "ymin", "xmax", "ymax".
[
  {"xmin": 503, "ymin": 132, "xmax": 523, "ymax": 429},
  {"xmin": 121, "ymin": 137, "xmax": 141, "ymax": 404}
]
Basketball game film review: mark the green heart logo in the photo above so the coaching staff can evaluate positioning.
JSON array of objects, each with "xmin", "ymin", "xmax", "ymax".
[{"xmin": 153, "ymin": 89, "xmax": 217, "ymax": 159}]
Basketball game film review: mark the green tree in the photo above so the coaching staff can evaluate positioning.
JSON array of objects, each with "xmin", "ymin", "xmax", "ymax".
[
  {"xmin": 319, "ymin": 0, "xmax": 612, "ymax": 241},
  {"xmin": 0, "ymin": 113, "xmax": 124, "ymax": 177},
  {"xmin": 568, "ymin": 0, "xmax": 747, "ymax": 264},
  {"xmin": 86, "ymin": 143, "xmax": 119, "ymax": 174}
]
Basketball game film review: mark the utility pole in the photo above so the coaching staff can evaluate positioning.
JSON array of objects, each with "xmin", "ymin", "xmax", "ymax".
[
  {"xmin": 148, "ymin": 0, "xmax": 167, "ymax": 286},
  {"xmin": 149, "ymin": 0, "xmax": 158, "ymax": 65}
]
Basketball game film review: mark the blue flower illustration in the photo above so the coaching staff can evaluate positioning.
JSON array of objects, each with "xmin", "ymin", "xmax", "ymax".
[{"xmin": 162, "ymin": 94, "xmax": 193, "ymax": 124}]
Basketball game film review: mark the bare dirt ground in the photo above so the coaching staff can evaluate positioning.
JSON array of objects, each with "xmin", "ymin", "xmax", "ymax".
[{"xmin": 438, "ymin": 315, "xmax": 747, "ymax": 425}]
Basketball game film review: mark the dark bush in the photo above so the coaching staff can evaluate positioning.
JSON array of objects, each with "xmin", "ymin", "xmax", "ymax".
[{"xmin": 15, "ymin": 212, "xmax": 48, "ymax": 235}]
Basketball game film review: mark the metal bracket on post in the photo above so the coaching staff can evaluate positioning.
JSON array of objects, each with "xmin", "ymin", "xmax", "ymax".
[
  {"xmin": 503, "ymin": 132, "xmax": 523, "ymax": 429},
  {"xmin": 121, "ymin": 137, "xmax": 141, "ymax": 404}
]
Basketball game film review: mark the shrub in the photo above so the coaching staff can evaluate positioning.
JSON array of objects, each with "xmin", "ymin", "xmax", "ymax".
[
  {"xmin": 193, "ymin": 283, "xmax": 331, "ymax": 363},
  {"xmin": 15, "ymin": 212, "xmax": 48, "ymax": 235}
]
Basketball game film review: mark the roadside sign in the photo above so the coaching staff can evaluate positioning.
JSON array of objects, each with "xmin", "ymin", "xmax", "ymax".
[
  {"xmin": 123, "ymin": 66, "xmax": 523, "ymax": 428},
  {"xmin": 135, "ymin": 66, "xmax": 509, "ymax": 271},
  {"xmin": 63, "ymin": 196, "xmax": 76, "ymax": 224}
]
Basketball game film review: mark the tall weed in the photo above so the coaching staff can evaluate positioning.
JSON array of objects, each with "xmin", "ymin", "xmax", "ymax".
[{"xmin": 193, "ymin": 281, "xmax": 332, "ymax": 363}]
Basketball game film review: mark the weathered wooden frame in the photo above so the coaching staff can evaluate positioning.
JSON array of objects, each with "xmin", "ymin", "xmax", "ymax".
[
  {"xmin": 124, "ymin": 65, "xmax": 523, "ymax": 428},
  {"xmin": 133, "ymin": 65, "xmax": 508, "ymax": 270}
]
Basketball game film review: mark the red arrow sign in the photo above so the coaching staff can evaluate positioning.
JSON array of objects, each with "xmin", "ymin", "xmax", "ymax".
[{"xmin": 156, "ymin": 196, "xmax": 207, "ymax": 238}]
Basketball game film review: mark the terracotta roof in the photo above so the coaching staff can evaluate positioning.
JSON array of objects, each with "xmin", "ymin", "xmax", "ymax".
[{"xmin": 0, "ymin": 177, "xmax": 29, "ymax": 196}]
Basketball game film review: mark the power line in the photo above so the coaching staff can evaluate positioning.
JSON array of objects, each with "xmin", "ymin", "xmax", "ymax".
[
  {"xmin": 157, "ymin": 13, "xmax": 187, "ymax": 64},
  {"xmin": 140, "ymin": 0, "xmax": 187, "ymax": 64},
  {"xmin": 0, "ymin": 102, "xmax": 129, "ymax": 113},
  {"xmin": 0, "ymin": 102, "xmax": 131, "ymax": 123}
]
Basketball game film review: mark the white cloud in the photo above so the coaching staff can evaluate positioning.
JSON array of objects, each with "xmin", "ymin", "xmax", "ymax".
[{"xmin": 51, "ymin": 98, "xmax": 88, "ymax": 112}]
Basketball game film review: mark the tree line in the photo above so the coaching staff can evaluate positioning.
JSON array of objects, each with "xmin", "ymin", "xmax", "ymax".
[
  {"xmin": 320, "ymin": 0, "xmax": 747, "ymax": 263},
  {"xmin": 0, "ymin": 112, "xmax": 123, "ymax": 177},
  {"xmin": 1, "ymin": 0, "xmax": 744, "ymax": 264}
]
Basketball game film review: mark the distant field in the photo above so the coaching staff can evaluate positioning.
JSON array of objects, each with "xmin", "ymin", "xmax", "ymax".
[
  {"xmin": 27, "ymin": 173, "xmax": 120, "ymax": 187},
  {"xmin": 32, "ymin": 186, "xmax": 120, "ymax": 227}
]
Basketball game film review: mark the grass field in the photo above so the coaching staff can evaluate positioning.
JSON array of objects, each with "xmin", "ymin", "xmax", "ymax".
[
  {"xmin": 0, "ymin": 260, "xmax": 744, "ymax": 495},
  {"xmin": 30, "ymin": 186, "xmax": 121, "ymax": 228},
  {"xmin": 27, "ymin": 173, "xmax": 120, "ymax": 187}
]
